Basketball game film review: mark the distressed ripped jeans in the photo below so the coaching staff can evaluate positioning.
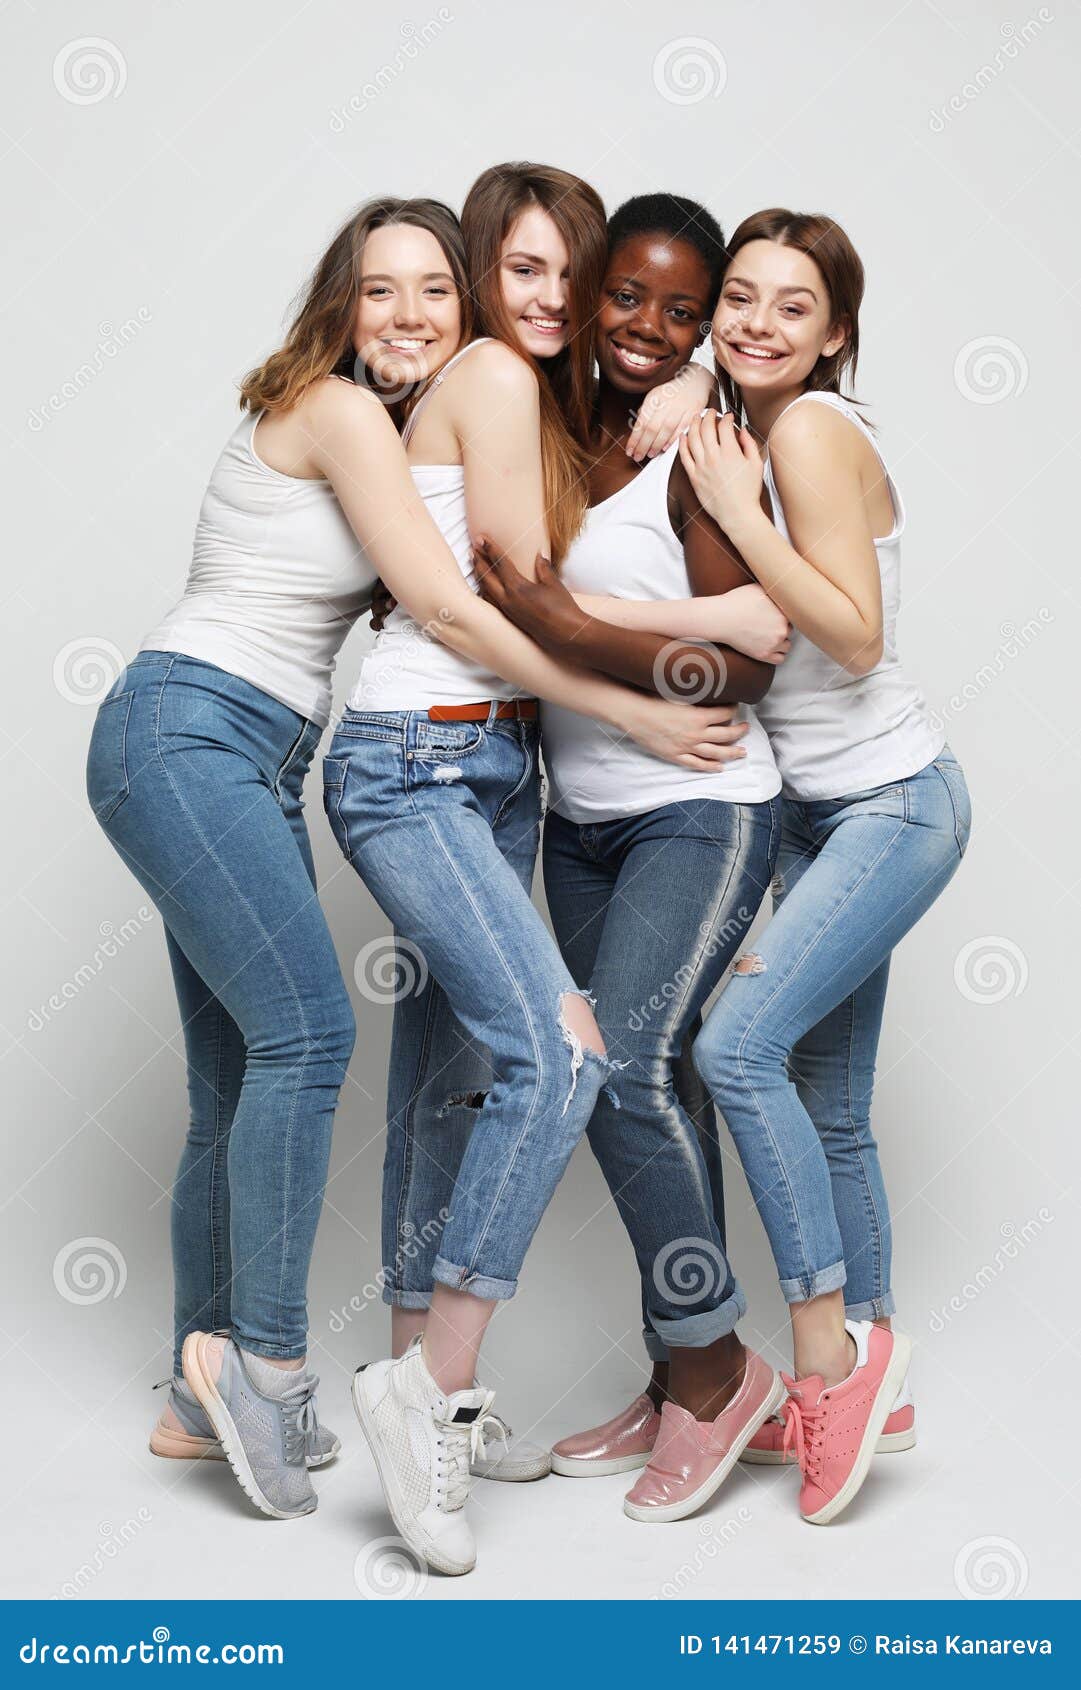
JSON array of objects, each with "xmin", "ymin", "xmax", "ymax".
[{"xmin": 324, "ymin": 707, "xmax": 613, "ymax": 1304}]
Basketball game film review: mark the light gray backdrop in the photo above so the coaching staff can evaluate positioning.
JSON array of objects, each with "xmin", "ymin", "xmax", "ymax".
[{"xmin": 3, "ymin": 0, "xmax": 1077, "ymax": 1604}]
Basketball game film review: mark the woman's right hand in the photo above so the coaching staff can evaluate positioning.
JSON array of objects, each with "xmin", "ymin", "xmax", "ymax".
[
  {"xmin": 624, "ymin": 696, "xmax": 750, "ymax": 770},
  {"xmin": 722, "ymin": 583, "xmax": 791, "ymax": 664},
  {"xmin": 369, "ymin": 580, "xmax": 397, "ymax": 632}
]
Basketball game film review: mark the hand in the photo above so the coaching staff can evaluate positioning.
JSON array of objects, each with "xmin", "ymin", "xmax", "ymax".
[
  {"xmin": 680, "ymin": 411, "xmax": 765, "ymax": 537},
  {"xmin": 472, "ymin": 536, "xmax": 587, "ymax": 645},
  {"xmin": 624, "ymin": 696, "xmax": 750, "ymax": 771},
  {"xmin": 720, "ymin": 583, "xmax": 791, "ymax": 664},
  {"xmin": 369, "ymin": 579, "xmax": 397, "ymax": 632},
  {"xmin": 626, "ymin": 363, "xmax": 714, "ymax": 462}
]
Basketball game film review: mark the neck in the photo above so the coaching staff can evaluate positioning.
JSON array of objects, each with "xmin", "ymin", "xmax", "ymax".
[{"xmin": 742, "ymin": 380, "xmax": 811, "ymax": 442}]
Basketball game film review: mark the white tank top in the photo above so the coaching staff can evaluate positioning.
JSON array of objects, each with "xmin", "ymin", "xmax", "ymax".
[
  {"xmin": 542, "ymin": 444, "xmax": 781, "ymax": 824},
  {"xmin": 140, "ymin": 403, "xmax": 376, "ymax": 726},
  {"xmin": 348, "ymin": 340, "xmax": 521, "ymax": 712},
  {"xmin": 754, "ymin": 392, "xmax": 944, "ymax": 800}
]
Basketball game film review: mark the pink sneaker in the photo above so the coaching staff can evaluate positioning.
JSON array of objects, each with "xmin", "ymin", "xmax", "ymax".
[
  {"xmin": 550, "ymin": 1392, "xmax": 661, "ymax": 1477},
  {"xmin": 623, "ymin": 1350, "xmax": 783, "ymax": 1523},
  {"xmin": 742, "ymin": 1373, "xmax": 916, "ymax": 1463},
  {"xmin": 780, "ymin": 1320, "xmax": 912, "ymax": 1525}
]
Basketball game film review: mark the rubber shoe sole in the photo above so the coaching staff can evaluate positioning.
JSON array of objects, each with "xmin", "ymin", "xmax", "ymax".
[
  {"xmin": 551, "ymin": 1448, "xmax": 652, "ymax": 1478},
  {"xmin": 150, "ymin": 1420, "xmax": 340, "ymax": 1466}
]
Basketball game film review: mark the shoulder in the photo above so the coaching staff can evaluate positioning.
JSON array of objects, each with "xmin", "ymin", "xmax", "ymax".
[
  {"xmin": 448, "ymin": 338, "xmax": 539, "ymax": 406},
  {"xmin": 301, "ymin": 375, "xmax": 395, "ymax": 439},
  {"xmin": 769, "ymin": 397, "xmax": 864, "ymax": 487}
]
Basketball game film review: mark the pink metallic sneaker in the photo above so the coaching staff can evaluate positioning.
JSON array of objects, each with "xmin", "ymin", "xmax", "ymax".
[
  {"xmin": 741, "ymin": 1373, "xmax": 916, "ymax": 1463},
  {"xmin": 550, "ymin": 1392, "xmax": 661, "ymax": 1477},
  {"xmin": 780, "ymin": 1320, "xmax": 912, "ymax": 1525},
  {"xmin": 623, "ymin": 1350, "xmax": 783, "ymax": 1523}
]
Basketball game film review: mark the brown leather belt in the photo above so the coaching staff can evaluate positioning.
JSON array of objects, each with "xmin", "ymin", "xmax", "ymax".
[{"xmin": 427, "ymin": 699, "xmax": 539, "ymax": 722}]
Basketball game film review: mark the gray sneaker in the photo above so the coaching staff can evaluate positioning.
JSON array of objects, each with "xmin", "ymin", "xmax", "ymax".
[
  {"xmin": 150, "ymin": 1375, "xmax": 340, "ymax": 1467},
  {"xmin": 181, "ymin": 1332, "xmax": 319, "ymax": 1519}
]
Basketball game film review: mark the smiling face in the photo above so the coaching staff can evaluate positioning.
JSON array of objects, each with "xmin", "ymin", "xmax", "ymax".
[
  {"xmin": 597, "ymin": 232, "xmax": 711, "ymax": 398},
  {"xmin": 351, "ymin": 222, "xmax": 463, "ymax": 393},
  {"xmin": 712, "ymin": 238, "xmax": 847, "ymax": 394},
  {"xmin": 498, "ymin": 205, "xmax": 573, "ymax": 360}
]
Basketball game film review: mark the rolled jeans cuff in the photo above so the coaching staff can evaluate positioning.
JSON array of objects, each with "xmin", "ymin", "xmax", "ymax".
[
  {"xmin": 642, "ymin": 1328, "xmax": 669, "ymax": 1364},
  {"xmin": 381, "ymin": 1286, "xmax": 433, "ymax": 1310},
  {"xmin": 431, "ymin": 1253, "xmax": 516, "ymax": 1303},
  {"xmin": 845, "ymin": 1291, "xmax": 896, "ymax": 1321},
  {"xmin": 779, "ymin": 1260, "xmax": 847, "ymax": 1305},
  {"xmin": 649, "ymin": 1284, "xmax": 746, "ymax": 1349}
]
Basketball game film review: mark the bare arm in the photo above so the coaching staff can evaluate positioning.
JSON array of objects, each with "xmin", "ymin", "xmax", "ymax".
[
  {"xmin": 680, "ymin": 409, "xmax": 885, "ymax": 676},
  {"xmin": 301, "ymin": 379, "xmax": 749, "ymax": 769},
  {"xmin": 570, "ymin": 585, "xmax": 790, "ymax": 663},
  {"xmin": 625, "ymin": 361, "xmax": 716, "ymax": 462}
]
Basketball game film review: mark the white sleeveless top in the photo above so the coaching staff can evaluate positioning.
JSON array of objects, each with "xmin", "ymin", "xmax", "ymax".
[
  {"xmin": 754, "ymin": 392, "xmax": 944, "ymax": 800},
  {"xmin": 348, "ymin": 340, "xmax": 521, "ymax": 712},
  {"xmin": 140, "ymin": 405, "xmax": 376, "ymax": 726},
  {"xmin": 542, "ymin": 444, "xmax": 780, "ymax": 824}
]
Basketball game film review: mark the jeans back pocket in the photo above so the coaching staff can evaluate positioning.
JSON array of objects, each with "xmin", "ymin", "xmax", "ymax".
[{"xmin": 86, "ymin": 691, "xmax": 134, "ymax": 824}]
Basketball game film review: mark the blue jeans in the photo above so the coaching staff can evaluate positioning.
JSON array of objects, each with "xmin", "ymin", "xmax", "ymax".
[
  {"xmin": 543, "ymin": 798, "xmax": 780, "ymax": 1352},
  {"xmin": 695, "ymin": 749, "xmax": 971, "ymax": 1316},
  {"xmin": 86, "ymin": 652, "xmax": 356, "ymax": 1368},
  {"xmin": 323, "ymin": 706, "xmax": 613, "ymax": 1302}
]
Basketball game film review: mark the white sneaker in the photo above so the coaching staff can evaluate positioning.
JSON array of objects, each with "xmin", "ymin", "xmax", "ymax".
[
  {"xmin": 470, "ymin": 1411, "xmax": 551, "ymax": 1483},
  {"xmin": 352, "ymin": 1337, "xmax": 499, "ymax": 1576}
]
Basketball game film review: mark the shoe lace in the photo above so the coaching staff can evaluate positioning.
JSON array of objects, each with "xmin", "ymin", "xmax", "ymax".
[
  {"xmin": 433, "ymin": 1403, "xmax": 504, "ymax": 1510},
  {"xmin": 279, "ymin": 1375, "xmax": 319, "ymax": 1465},
  {"xmin": 781, "ymin": 1393, "xmax": 827, "ymax": 1484}
]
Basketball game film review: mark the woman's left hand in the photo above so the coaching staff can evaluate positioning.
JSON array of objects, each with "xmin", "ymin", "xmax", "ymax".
[
  {"xmin": 626, "ymin": 362, "xmax": 714, "ymax": 461},
  {"xmin": 679, "ymin": 410, "xmax": 765, "ymax": 536},
  {"xmin": 472, "ymin": 537, "xmax": 588, "ymax": 645}
]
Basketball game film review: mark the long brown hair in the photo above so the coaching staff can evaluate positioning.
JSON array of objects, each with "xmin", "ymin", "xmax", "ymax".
[
  {"xmin": 461, "ymin": 162, "xmax": 607, "ymax": 561},
  {"xmin": 718, "ymin": 208, "xmax": 866, "ymax": 421},
  {"xmin": 239, "ymin": 197, "xmax": 473, "ymax": 414}
]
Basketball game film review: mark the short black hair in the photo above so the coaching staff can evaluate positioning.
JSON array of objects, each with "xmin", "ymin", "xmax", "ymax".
[{"xmin": 606, "ymin": 193, "xmax": 727, "ymax": 305}]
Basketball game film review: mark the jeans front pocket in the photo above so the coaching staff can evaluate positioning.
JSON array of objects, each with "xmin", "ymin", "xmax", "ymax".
[{"xmin": 86, "ymin": 691, "xmax": 134, "ymax": 824}]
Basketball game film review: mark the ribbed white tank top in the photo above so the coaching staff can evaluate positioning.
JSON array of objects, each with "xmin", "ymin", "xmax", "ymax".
[
  {"xmin": 542, "ymin": 445, "xmax": 781, "ymax": 824},
  {"xmin": 140, "ymin": 404, "xmax": 376, "ymax": 726},
  {"xmin": 754, "ymin": 393, "xmax": 944, "ymax": 799},
  {"xmin": 348, "ymin": 339, "xmax": 520, "ymax": 711}
]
